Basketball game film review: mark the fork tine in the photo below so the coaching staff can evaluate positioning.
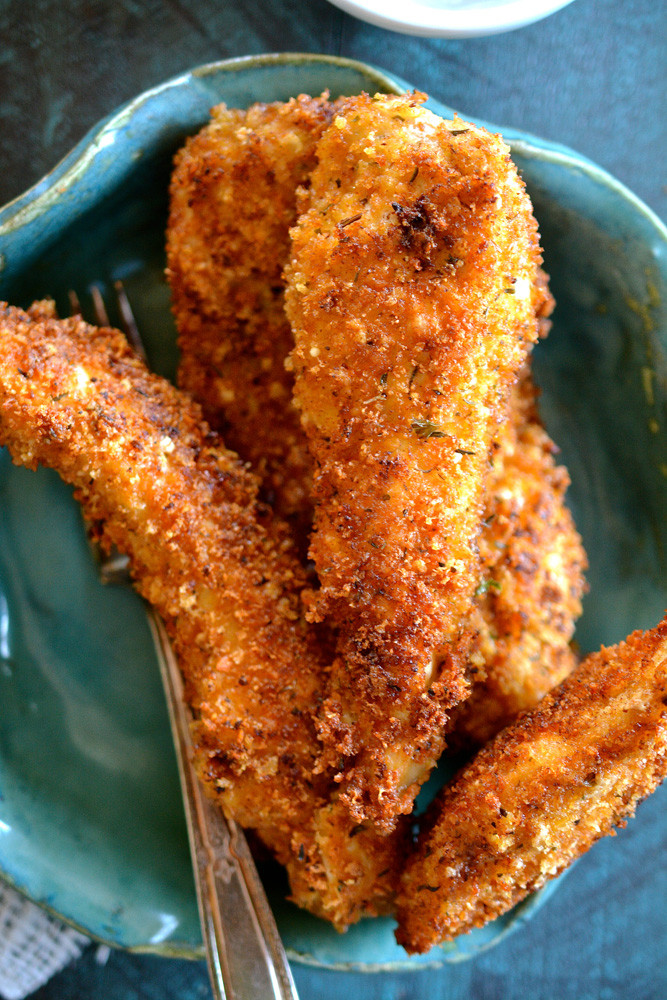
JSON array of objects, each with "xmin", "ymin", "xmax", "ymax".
[
  {"xmin": 114, "ymin": 280, "xmax": 148, "ymax": 363},
  {"xmin": 90, "ymin": 285, "xmax": 110, "ymax": 327},
  {"xmin": 70, "ymin": 282, "xmax": 149, "ymax": 364},
  {"xmin": 68, "ymin": 289, "xmax": 82, "ymax": 316}
]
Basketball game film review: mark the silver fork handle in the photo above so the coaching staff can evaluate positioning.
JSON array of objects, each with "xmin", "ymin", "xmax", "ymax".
[{"xmin": 147, "ymin": 610, "xmax": 299, "ymax": 1000}]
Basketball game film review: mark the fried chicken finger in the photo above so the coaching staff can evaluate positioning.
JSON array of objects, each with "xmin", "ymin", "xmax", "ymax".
[
  {"xmin": 285, "ymin": 92, "xmax": 546, "ymax": 828},
  {"xmin": 0, "ymin": 300, "xmax": 405, "ymax": 931},
  {"xmin": 396, "ymin": 616, "xmax": 667, "ymax": 953},
  {"xmin": 0, "ymin": 300, "xmax": 330, "ymax": 866},
  {"xmin": 167, "ymin": 95, "xmax": 337, "ymax": 544},
  {"xmin": 447, "ymin": 367, "xmax": 587, "ymax": 748},
  {"xmin": 168, "ymin": 95, "xmax": 584, "ymax": 758}
]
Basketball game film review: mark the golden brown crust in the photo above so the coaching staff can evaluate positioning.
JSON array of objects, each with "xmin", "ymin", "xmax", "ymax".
[
  {"xmin": 167, "ymin": 95, "xmax": 337, "ymax": 545},
  {"xmin": 288, "ymin": 800, "xmax": 408, "ymax": 926},
  {"xmin": 165, "ymin": 98, "xmax": 585, "ymax": 923},
  {"xmin": 0, "ymin": 301, "xmax": 405, "ymax": 931},
  {"xmin": 167, "ymin": 93, "xmax": 582, "ymax": 770},
  {"xmin": 0, "ymin": 302, "xmax": 328, "ymax": 851},
  {"xmin": 0, "ymin": 97, "xmax": 590, "ymax": 937},
  {"xmin": 285, "ymin": 93, "xmax": 546, "ymax": 829},
  {"xmin": 448, "ymin": 368, "xmax": 587, "ymax": 747},
  {"xmin": 396, "ymin": 617, "xmax": 667, "ymax": 953}
]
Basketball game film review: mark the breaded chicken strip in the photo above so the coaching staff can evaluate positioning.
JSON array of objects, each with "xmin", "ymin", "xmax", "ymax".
[
  {"xmin": 288, "ymin": 801, "xmax": 408, "ymax": 928},
  {"xmin": 0, "ymin": 301, "xmax": 328, "ymax": 855},
  {"xmin": 167, "ymin": 95, "xmax": 337, "ymax": 544},
  {"xmin": 447, "ymin": 368, "xmax": 587, "ymax": 747},
  {"xmin": 396, "ymin": 616, "xmax": 667, "ymax": 953},
  {"xmin": 285, "ymin": 93, "xmax": 547, "ymax": 829},
  {"xmin": 167, "ymin": 96, "xmax": 584, "ymax": 755},
  {"xmin": 0, "ymin": 301, "xmax": 400, "ymax": 930}
]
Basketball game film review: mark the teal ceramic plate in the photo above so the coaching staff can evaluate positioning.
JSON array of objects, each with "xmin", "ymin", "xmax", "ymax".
[{"xmin": 0, "ymin": 53, "xmax": 665, "ymax": 971}]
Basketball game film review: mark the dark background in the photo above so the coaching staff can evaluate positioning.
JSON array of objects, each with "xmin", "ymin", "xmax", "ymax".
[
  {"xmin": 0, "ymin": 0, "xmax": 665, "ymax": 998},
  {"xmin": 1, "ymin": 0, "xmax": 665, "ymax": 218}
]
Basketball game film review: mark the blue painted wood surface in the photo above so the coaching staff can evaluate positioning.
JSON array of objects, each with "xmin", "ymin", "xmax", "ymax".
[{"xmin": 0, "ymin": 0, "xmax": 665, "ymax": 997}]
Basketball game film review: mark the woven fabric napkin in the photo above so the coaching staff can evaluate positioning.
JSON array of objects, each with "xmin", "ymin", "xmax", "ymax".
[{"xmin": 0, "ymin": 880, "xmax": 89, "ymax": 1000}]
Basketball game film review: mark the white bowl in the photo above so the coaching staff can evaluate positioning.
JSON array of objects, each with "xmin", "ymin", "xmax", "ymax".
[{"xmin": 326, "ymin": 0, "xmax": 576, "ymax": 37}]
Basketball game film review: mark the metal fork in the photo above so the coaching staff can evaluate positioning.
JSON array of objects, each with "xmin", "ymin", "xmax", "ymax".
[{"xmin": 77, "ymin": 282, "xmax": 299, "ymax": 1000}]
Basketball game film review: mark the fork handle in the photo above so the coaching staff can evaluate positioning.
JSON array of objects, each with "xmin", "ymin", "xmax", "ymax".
[{"xmin": 147, "ymin": 610, "xmax": 299, "ymax": 1000}]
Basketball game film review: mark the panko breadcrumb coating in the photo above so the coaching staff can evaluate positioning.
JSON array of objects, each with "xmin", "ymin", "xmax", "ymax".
[
  {"xmin": 396, "ymin": 616, "xmax": 667, "ymax": 953},
  {"xmin": 0, "ymin": 300, "xmax": 402, "ymax": 931},
  {"xmin": 447, "ymin": 367, "xmax": 587, "ymax": 748},
  {"xmin": 0, "ymin": 91, "xmax": 596, "ymax": 941},
  {"xmin": 166, "ymin": 92, "xmax": 584, "ymax": 762},
  {"xmin": 285, "ymin": 92, "xmax": 548, "ymax": 829},
  {"xmin": 167, "ymin": 95, "xmax": 338, "ymax": 547},
  {"xmin": 0, "ymin": 301, "xmax": 328, "ymax": 853}
]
